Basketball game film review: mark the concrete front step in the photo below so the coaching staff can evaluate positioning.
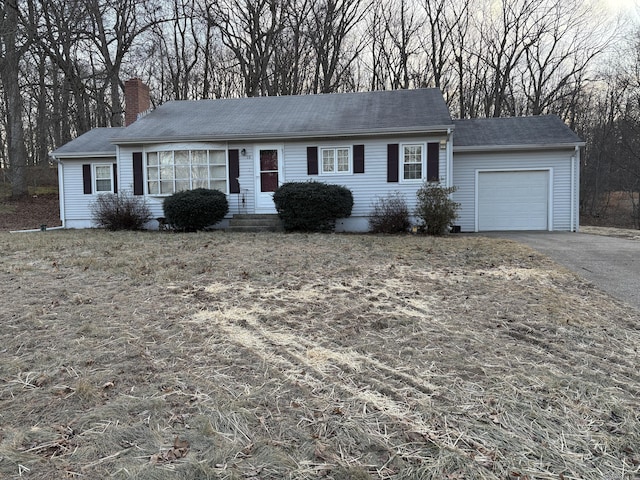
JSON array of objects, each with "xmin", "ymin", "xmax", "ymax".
[{"xmin": 227, "ymin": 214, "xmax": 284, "ymax": 232}]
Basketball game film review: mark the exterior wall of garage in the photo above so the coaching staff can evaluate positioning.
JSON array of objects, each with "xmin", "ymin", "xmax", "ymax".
[{"xmin": 452, "ymin": 148, "xmax": 579, "ymax": 232}]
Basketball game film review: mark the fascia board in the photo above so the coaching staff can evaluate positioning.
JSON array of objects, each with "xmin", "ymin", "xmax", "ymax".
[
  {"xmin": 111, "ymin": 125, "xmax": 456, "ymax": 145},
  {"xmin": 49, "ymin": 152, "xmax": 117, "ymax": 159},
  {"xmin": 454, "ymin": 142, "xmax": 585, "ymax": 152}
]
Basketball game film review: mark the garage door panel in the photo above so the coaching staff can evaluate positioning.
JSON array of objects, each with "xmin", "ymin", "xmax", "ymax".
[{"xmin": 478, "ymin": 171, "xmax": 548, "ymax": 231}]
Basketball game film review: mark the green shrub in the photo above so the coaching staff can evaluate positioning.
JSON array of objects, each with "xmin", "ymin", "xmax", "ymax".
[
  {"xmin": 163, "ymin": 188, "xmax": 229, "ymax": 232},
  {"xmin": 91, "ymin": 193, "xmax": 152, "ymax": 231},
  {"xmin": 273, "ymin": 181, "xmax": 353, "ymax": 232},
  {"xmin": 415, "ymin": 183, "xmax": 459, "ymax": 235},
  {"xmin": 369, "ymin": 192, "xmax": 411, "ymax": 233}
]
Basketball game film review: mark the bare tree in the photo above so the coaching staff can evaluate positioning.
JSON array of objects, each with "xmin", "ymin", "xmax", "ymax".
[
  {"xmin": 149, "ymin": 0, "xmax": 206, "ymax": 100},
  {"xmin": 308, "ymin": 0, "xmax": 371, "ymax": 93},
  {"xmin": 477, "ymin": 0, "xmax": 544, "ymax": 117},
  {"xmin": 205, "ymin": 0, "xmax": 285, "ymax": 97},
  {"xmin": 519, "ymin": 1, "xmax": 610, "ymax": 117},
  {"xmin": 371, "ymin": 0, "xmax": 424, "ymax": 90},
  {"xmin": 271, "ymin": 0, "xmax": 314, "ymax": 94},
  {"xmin": 84, "ymin": 0, "xmax": 163, "ymax": 126},
  {"xmin": 0, "ymin": 0, "xmax": 30, "ymax": 197},
  {"xmin": 30, "ymin": 0, "xmax": 94, "ymax": 137},
  {"xmin": 420, "ymin": 0, "xmax": 451, "ymax": 89}
]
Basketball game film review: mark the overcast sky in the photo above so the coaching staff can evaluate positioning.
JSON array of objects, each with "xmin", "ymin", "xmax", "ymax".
[{"xmin": 605, "ymin": 0, "xmax": 639, "ymax": 13}]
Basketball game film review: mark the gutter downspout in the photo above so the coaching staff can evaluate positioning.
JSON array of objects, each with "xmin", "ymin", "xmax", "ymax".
[
  {"xmin": 446, "ymin": 128, "xmax": 452, "ymax": 188},
  {"xmin": 570, "ymin": 152, "xmax": 574, "ymax": 232},
  {"xmin": 116, "ymin": 145, "xmax": 121, "ymax": 192},
  {"xmin": 574, "ymin": 145, "xmax": 580, "ymax": 232},
  {"xmin": 49, "ymin": 154, "xmax": 66, "ymax": 229}
]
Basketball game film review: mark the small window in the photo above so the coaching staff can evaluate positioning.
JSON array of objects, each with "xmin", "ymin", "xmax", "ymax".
[
  {"xmin": 402, "ymin": 144, "xmax": 424, "ymax": 181},
  {"xmin": 320, "ymin": 147, "xmax": 351, "ymax": 174},
  {"xmin": 94, "ymin": 165, "xmax": 113, "ymax": 192}
]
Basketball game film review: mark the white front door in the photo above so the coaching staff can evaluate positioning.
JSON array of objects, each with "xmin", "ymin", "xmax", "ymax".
[{"xmin": 254, "ymin": 145, "xmax": 283, "ymax": 213}]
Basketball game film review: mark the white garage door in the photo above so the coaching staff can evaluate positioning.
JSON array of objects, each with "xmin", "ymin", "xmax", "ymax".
[{"xmin": 478, "ymin": 170, "xmax": 549, "ymax": 231}]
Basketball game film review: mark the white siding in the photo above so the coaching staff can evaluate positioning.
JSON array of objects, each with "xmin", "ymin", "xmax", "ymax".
[
  {"xmin": 282, "ymin": 135, "xmax": 448, "ymax": 231},
  {"xmin": 63, "ymin": 136, "xmax": 449, "ymax": 231},
  {"xmin": 117, "ymin": 146, "xmax": 136, "ymax": 194},
  {"xmin": 452, "ymin": 149, "xmax": 576, "ymax": 232},
  {"xmin": 60, "ymin": 157, "xmax": 117, "ymax": 228},
  {"xmin": 118, "ymin": 145, "xmax": 166, "ymax": 220}
]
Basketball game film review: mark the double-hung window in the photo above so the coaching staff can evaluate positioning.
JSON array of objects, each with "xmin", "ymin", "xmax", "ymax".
[
  {"xmin": 402, "ymin": 144, "xmax": 424, "ymax": 181},
  {"xmin": 146, "ymin": 149, "xmax": 227, "ymax": 195},
  {"xmin": 94, "ymin": 165, "xmax": 113, "ymax": 193},
  {"xmin": 321, "ymin": 147, "xmax": 351, "ymax": 174}
]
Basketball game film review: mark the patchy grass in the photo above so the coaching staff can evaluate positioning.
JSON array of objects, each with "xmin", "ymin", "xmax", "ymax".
[
  {"xmin": 581, "ymin": 226, "xmax": 640, "ymax": 241},
  {"xmin": 0, "ymin": 230, "xmax": 639, "ymax": 479}
]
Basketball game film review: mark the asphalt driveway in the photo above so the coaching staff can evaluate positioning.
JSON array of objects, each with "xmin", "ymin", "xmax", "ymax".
[{"xmin": 482, "ymin": 231, "xmax": 640, "ymax": 311}]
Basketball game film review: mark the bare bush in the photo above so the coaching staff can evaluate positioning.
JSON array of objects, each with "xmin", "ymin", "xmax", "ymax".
[
  {"xmin": 91, "ymin": 193, "xmax": 152, "ymax": 230},
  {"xmin": 368, "ymin": 192, "xmax": 411, "ymax": 233}
]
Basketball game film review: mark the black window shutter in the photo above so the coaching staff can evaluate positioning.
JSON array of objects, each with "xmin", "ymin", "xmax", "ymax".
[
  {"xmin": 82, "ymin": 164, "xmax": 92, "ymax": 194},
  {"xmin": 427, "ymin": 142, "xmax": 440, "ymax": 181},
  {"xmin": 307, "ymin": 146, "xmax": 318, "ymax": 175},
  {"xmin": 229, "ymin": 149, "xmax": 240, "ymax": 193},
  {"xmin": 113, "ymin": 164, "xmax": 118, "ymax": 194},
  {"xmin": 387, "ymin": 144, "xmax": 399, "ymax": 182},
  {"xmin": 133, "ymin": 152, "xmax": 144, "ymax": 195},
  {"xmin": 353, "ymin": 144, "xmax": 365, "ymax": 174}
]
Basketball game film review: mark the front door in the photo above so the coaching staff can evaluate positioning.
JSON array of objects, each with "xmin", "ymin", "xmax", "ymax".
[{"xmin": 255, "ymin": 145, "xmax": 283, "ymax": 213}]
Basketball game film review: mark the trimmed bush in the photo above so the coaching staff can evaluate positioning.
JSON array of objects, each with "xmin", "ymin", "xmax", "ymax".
[
  {"xmin": 415, "ymin": 183, "xmax": 460, "ymax": 235},
  {"xmin": 273, "ymin": 181, "xmax": 353, "ymax": 232},
  {"xmin": 369, "ymin": 192, "xmax": 411, "ymax": 233},
  {"xmin": 163, "ymin": 188, "xmax": 229, "ymax": 232},
  {"xmin": 91, "ymin": 192, "xmax": 152, "ymax": 231}
]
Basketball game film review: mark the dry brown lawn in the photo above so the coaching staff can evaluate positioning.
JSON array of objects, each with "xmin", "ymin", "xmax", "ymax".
[{"xmin": 0, "ymin": 230, "xmax": 639, "ymax": 480}]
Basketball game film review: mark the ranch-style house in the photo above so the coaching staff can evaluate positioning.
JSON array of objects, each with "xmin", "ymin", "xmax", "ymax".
[{"xmin": 50, "ymin": 78, "xmax": 584, "ymax": 232}]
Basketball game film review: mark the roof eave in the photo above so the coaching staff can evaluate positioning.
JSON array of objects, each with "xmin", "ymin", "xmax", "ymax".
[
  {"xmin": 453, "ymin": 142, "xmax": 585, "ymax": 152},
  {"xmin": 111, "ymin": 125, "xmax": 456, "ymax": 145},
  {"xmin": 49, "ymin": 151, "xmax": 117, "ymax": 159}
]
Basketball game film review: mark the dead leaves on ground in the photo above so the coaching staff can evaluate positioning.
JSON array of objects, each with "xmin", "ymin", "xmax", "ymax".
[{"xmin": 149, "ymin": 436, "xmax": 190, "ymax": 464}]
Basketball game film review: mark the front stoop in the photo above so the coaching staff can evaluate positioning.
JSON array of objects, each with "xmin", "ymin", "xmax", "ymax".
[{"xmin": 226, "ymin": 214, "xmax": 284, "ymax": 232}]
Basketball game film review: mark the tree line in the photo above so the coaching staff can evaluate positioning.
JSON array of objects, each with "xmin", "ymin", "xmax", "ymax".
[{"xmin": 0, "ymin": 0, "xmax": 638, "ymax": 227}]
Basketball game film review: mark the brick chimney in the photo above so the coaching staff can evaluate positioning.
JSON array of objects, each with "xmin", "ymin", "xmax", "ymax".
[{"xmin": 124, "ymin": 78, "xmax": 150, "ymax": 126}]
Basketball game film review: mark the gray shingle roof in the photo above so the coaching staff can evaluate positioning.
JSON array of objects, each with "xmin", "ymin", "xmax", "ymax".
[
  {"xmin": 112, "ymin": 89, "xmax": 453, "ymax": 143},
  {"xmin": 51, "ymin": 94, "xmax": 583, "ymax": 156},
  {"xmin": 51, "ymin": 127, "xmax": 122, "ymax": 157},
  {"xmin": 453, "ymin": 116, "xmax": 583, "ymax": 149}
]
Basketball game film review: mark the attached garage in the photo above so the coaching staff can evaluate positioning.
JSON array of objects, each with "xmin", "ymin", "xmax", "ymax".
[
  {"xmin": 477, "ymin": 170, "xmax": 550, "ymax": 231},
  {"xmin": 451, "ymin": 116, "xmax": 584, "ymax": 232}
]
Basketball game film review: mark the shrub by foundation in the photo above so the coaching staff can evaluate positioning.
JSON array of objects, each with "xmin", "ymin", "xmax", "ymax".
[
  {"xmin": 163, "ymin": 188, "xmax": 229, "ymax": 232},
  {"xmin": 369, "ymin": 192, "xmax": 411, "ymax": 233},
  {"xmin": 91, "ymin": 193, "xmax": 152, "ymax": 231},
  {"xmin": 273, "ymin": 181, "xmax": 353, "ymax": 232},
  {"xmin": 415, "ymin": 183, "xmax": 459, "ymax": 235}
]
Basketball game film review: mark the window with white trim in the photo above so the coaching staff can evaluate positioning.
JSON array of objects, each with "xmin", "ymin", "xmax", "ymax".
[
  {"xmin": 321, "ymin": 147, "xmax": 351, "ymax": 174},
  {"xmin": 146, "ymin": 149, "xmax": 227, "ymax": 195},
  {"xmin": 402, "ymin": 144, "xmax": 424, "ymax": 181},
  {"xmin": 94, "ymin": 164, "xmax": 113, "ymax": 193}
]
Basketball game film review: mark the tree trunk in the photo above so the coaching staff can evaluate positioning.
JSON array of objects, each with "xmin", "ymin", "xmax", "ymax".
[{"xmin": 0, "ymin": 0, "xmax": 29, "ymax": 198}]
